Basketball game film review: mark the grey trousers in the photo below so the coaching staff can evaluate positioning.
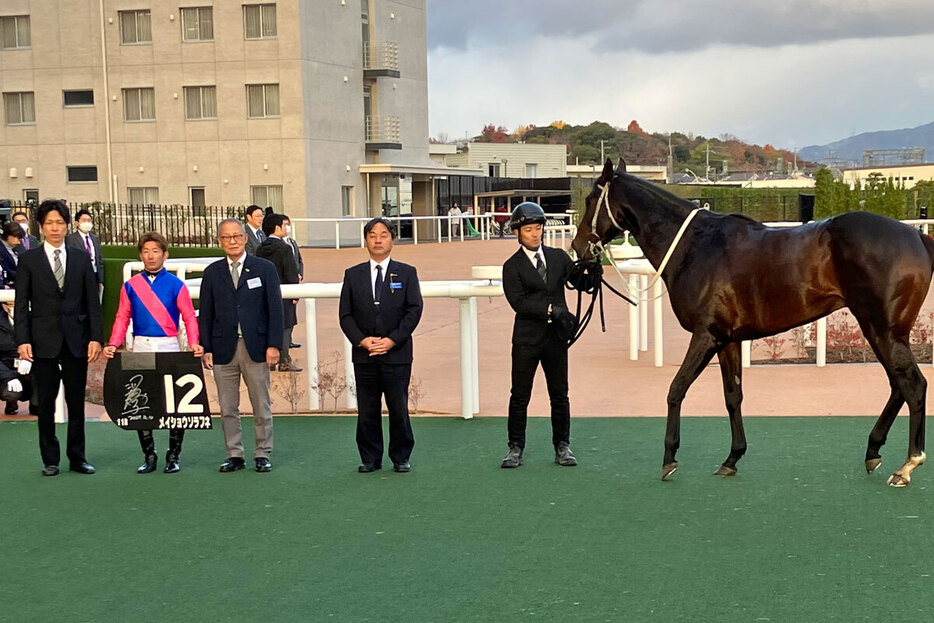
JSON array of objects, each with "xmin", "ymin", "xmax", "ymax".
[{"xmin": 213, "ymin": 339, "xmax": 274, "ymax": 459}]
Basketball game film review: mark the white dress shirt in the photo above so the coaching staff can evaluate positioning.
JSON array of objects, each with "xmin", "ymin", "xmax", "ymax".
[
  {"xmin": 521, "ymin": 245, "xmax": 546, "ymax": 269},
  {"xmin": 44, "ymin": 241, "xmax": 67, "ymax": 277},
  {"xmin": 369, "ymin": 256, "xmax": 391, "ymax": 299}
]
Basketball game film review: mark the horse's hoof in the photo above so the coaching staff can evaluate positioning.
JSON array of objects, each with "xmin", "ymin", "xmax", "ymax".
[
  {"xmin": 887, "ymin": 473, "xmax": 910, "ymax": 488},
  {"xmin": 713, "ymin": 465, "xmax": 737, "ymax": 477},
  {"xmin": 865, "ymin": 458, "xmax": 882, "ymax": 474},
  {"xmin": 662, "ymin": 462, "xmax": 678, "ymax": 481}
]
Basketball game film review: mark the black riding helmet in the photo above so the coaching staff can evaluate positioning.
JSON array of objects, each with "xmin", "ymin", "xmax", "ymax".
[{"xmin": 509, "ymin": 201, "xmax": 546, "ymax": 230}]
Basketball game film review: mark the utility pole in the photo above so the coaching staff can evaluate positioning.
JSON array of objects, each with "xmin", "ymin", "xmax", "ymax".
[
  {"xmin": 600, "ymin": 139, "xmax": 605, "ymax": 163},
  {"xmin": 705, "ymin": 142, "xmax": 711, "ymax": 180}
]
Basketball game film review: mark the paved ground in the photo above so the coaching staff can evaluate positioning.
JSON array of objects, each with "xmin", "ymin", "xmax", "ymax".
[{"xmin": 4, "ymin": 237, "xmax": 934, "ymax": 424}]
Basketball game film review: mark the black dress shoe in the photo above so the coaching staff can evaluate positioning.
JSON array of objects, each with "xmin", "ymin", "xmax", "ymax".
[
  {"xmin": 358, "ymin": 463, "xmax": 382, "ymax": 473},
  {"xmin": 219, "ymin": 457, "xmax": 246, "ymax": 472},
  {"xmin": 393, "ymin": 462, "xmax": 411, "ymax": 473},
  {"xmin": 5, "ymin": 404, "xmax": 18, "ymax": 415},
  {"xmin": 164, "ymin": 453, "xmax": 180, "ymax": 474},
  {"xmin": 255, "ymin": 457, "xmax": 272, "ymax": 472},
  {"xmin": 42, "ymin": 465, "xmax": 59, "ymax": 477},
  {"xmin": 501, "ymin": 444, "xmax": 524, "ymax": 468},
  {"xmin": 137, "ymin": 455, "xmax": 157, "ymax": 474},
  {"xmin": 290, "ymin": 342, "xmax": 301, "ymax": 348},
  {"xmin": 70, "ymin": 462, "xmax": 96, "ymax": 474},
  {"xmin": 555, "ymin": 442, "xmax": 578, "ymax": 467}
]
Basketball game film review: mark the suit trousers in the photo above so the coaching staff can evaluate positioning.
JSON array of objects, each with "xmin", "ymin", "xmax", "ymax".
[
  {"xmin": 33, "ymin": 346, "xmax": 89, "ymax": 467},
  {"xmin": 353, "ymin": 360, "xmax": 414, "ymax": 466},
  {"xmin": 507, "ymin": 336, "xmax": 571, "ymax": 449},
  {"xmin": 213, "ymin": 338, "xmax": 274, "ymax": 458},
  {"xmin": 132, "ymin": 336, "xmax": 184, "ymax": 458}
]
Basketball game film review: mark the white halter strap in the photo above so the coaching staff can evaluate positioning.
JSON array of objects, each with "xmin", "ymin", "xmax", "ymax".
[{"xmin": 592, "ymin": 182, "xmax": 700, "ymax": 295}]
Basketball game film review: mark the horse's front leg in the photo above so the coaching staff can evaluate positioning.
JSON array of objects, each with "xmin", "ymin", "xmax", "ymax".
[
  {"xmin": 663, "ymin": 331, "xmax": 719, "ymax": 481},
  {"xmin": 714, "ymin": 341, "xmax": 746, "ymax": 477}
]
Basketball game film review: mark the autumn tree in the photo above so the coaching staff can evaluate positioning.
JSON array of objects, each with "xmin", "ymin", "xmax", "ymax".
[{"xmin": 477, "ymin": 124, "xmax": 510, "ymax": 143}]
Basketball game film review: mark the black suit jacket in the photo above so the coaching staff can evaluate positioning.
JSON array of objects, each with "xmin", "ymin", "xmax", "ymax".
[
  {"xmin": 244, "ymin": 225, "xmax": 263, "ymax": 255},
  {"xmin": 14, "ymin": 246, "xmax": 103, "ymax": 358},
  {"xmin": 65, "ymin": 232, "xmax": 105, "ymax": 285},
  {"xmin": 0, "ymin": 244, "xmax": 17, "ymax": 287},
  {"xmin": 339, "ymin": 259, "xmax": 423, "ymax": 364},
  {"xmin": 287, "ymin": 237, "xmax": 304, "ymax": 278},
  {"xmin": 502, "ymin": 245, "xmax": 572, "ymax": 347},
  {"xmin": 255, "ymin": 237, "xmax": 299, "ymax": 327},
  {"xmin": 198, "ymin": 254, "xmax": 284, "ymax": 365}
]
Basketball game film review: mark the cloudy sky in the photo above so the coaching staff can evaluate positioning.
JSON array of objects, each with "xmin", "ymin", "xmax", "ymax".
[{"xmin": 426, "ymin": 0, "xmax": 934, "ymax": 150}]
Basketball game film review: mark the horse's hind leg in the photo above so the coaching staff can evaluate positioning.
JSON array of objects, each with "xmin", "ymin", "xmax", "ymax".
[
  {"xmin": 859, "ymin": 326, "xmax": 926, "ymax": 487},
  {"xmin": 714, "ymin": 341, "xmax": 746, "ymax": 477},
  {"xmin": 864, "ymin": 382, "xmax": 903, "ymax": 474},
  {"xmin": 663, "ymin": 331, "xmax": 719, "ymax": 481}
]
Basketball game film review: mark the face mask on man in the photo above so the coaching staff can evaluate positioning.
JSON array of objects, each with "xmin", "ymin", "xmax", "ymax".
[
  {"xmin": 78, "ymin": 221, "xmax": 93, "ymax": 234},
  {"xmin": 18, "ymin": 222, "xmax": 28, "ymax": 235},
  {"xmin": 285, "ymin": 225, "xmax": 293, "ymax": 238}
]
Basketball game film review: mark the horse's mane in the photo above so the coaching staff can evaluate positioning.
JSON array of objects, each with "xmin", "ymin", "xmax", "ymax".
[{"xmin": 620, "ymin": 173, "xmax": 765, "ymax": 228}]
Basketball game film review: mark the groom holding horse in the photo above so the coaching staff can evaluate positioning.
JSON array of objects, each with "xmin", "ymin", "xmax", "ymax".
[{"xmin": 501, "ymin": 202, "xmax": 578, "ymax": 469}]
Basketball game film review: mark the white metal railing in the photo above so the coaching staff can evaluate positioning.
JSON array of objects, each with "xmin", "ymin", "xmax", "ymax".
[
  {"xmin": 365, "ymin": 114, "xmax": 400, "ymax": 143},
  {"xmin": 363, "ymin": 40, "xmax": 399, "ymax": 72},
  {"xmin": 289, "ymin": 213, "xmax": 496, "ymax": 249}
]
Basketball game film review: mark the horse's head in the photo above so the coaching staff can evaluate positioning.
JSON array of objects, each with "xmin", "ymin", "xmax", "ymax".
[{"xmin": 571, "ymin": 158, "xmax": 628, "ymax": 261}]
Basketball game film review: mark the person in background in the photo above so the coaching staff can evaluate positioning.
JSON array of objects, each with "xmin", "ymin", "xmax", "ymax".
[
  {"xmin": 65, "ymin": 209, "xmax": 105, "ymax": 300},
  {"xmin": 15, "ymin": 199, "xmax": 103, "ymax": 477},
  {"xmin": 244, "ymin": 205, "xmax": 265, "ymax": 255},
  {"xmin": 0, "ymin": 300, "xmax": 35, "ymax": 416},
  {"xmin": 339, "ymin": 218, "xmax": 423, "ymax": 474},
  {"xmin": 0, "ymin": 222, "xmax": 24, "ymax": 287},
  {"xmin": 199, "ymin": 219, "xmax": 283, "ymax": 473},
  {"xmin": 255, "ymin": 212, "xmax": 302, "ymax": 372},
  {"xmin": 447, "ymin": 202, "xmax": 462, "ymax": 237},
  {"xmin": 282, "ymin": 215, "xmax": 303, "ymax": 349},
  {"xmin": 103, "ymin": 232, "xmax": 204, "ymax": 474},
  {"xmin": 11, "ymin": 210, "xmax": 40, "ymax": 252}
]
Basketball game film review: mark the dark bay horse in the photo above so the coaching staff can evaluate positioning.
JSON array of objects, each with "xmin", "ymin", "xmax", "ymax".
[{"xmin": 572, "ymin": 159, "xmax": 934, "ymax": 487}]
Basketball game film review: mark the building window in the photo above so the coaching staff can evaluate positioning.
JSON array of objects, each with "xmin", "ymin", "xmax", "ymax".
[
  {"xmin": 120, "ymin": 10, "xmax": 152, "ymax": 44},
  {"xmin": 123, "ymin": 87, "xmax": 156, "ymax": 122},
  {"xmin": 3, "ymin": 92, "xmax": 35, "ymax": 125},
  {"xmin": 23, "ymin": 189, "xmax": 39, "ymax": 203},
  {"xmin": 181, "ymin": 7, "xmax": 213, "ymax": 41},
  {"xmin": 190, "ymin": 187, "xmax": 206, "ymax": 215},
  {"xmin": 128, "ymin": 187, "xmax": 159, "ymax": 205},
  {"xmin": 251, "ymin": 185, "xmax": 283, "ymax": 211},
  {"xmin": 0, "ymin": 15, "xmax": 30, "ymax": 49},
  {"xmin": 243, "ymin": 4, "xmax": 276, "ymax": 39},
  {"xmin": 488, "ymin": 163, "xmax": 501, "ymax": 177},
  {"xmin": 525, "ymin": 163, "xmax": 538, "ymax": 178},
  {"xmin": 67, "ymin": 166, "xmax": 98, "ymax": 183},
  {"xmin": 246, "ymin": 84, "xmax": 279, "ymax": 118},
  {"xmin": 63, "ymin": 90, "xmax": 95, "ymax": 107},
  {"xmin": 184, "ymin": 86, "xmax": 217, "ymax": 120},
  {"xmin": 342, "ymin": 186, "xmax": 354, "ymax": 217}
]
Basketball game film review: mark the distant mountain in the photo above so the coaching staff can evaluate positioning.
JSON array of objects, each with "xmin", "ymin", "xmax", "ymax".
[{"xmin": 799, "ymin": 121, "xmax": 934, "ymax": 166}]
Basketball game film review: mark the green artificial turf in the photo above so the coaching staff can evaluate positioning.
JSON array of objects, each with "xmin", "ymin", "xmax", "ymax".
[{"xmin": 1, "ymin": 416, "xmax": 932, "ymax": 622}]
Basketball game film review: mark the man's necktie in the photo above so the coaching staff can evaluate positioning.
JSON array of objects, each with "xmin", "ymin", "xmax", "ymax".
[
  {"xmin": 374, "ymin": 265, "xmax": 383, "ymax": 303},
  {"xmin": 85, "ymin": 235, "xmax": 95, "ymax": 270},
  {"xmin": 231, "ymin": 260, "xmax": 240, "ymax": 288},
  {"xmin": 23, "ymin": 237, "xmax": 29, "ymax": 250},
  {"xmin": 536, "ymin": 253, "xmax": 547, "ymax": 282},
  {"xmin": 257, "ymin": 230, "xmax": 266, "ymax": 243},
  {"xmin": 53, "ymin": 249, "xmax": 64, "ymax": 290}
]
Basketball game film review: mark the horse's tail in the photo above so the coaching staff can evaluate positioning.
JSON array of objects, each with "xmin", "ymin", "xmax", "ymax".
[{"xmin": 921, "ymin": 231, "xmax": 934, "ymax": 272}]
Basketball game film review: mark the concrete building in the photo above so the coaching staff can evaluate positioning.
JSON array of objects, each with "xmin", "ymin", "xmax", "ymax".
[
  {"xmin": 0, "ymin": 0, "xmax": 463, "ymax": 242},
  {"xmin": 843, "ymin": 163, "xmax": 934, "ymax": 190},
  {"xmin": 437, "ymin": 142, "xmax": 567, "ymax": 178}
]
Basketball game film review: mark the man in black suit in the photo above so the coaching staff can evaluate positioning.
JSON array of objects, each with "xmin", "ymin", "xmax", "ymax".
[
  {"xmin": 282, "ymin": 215, "xmax": 304, "ymax": 349},
  {"xmin": 65, "ymin": 209, "xmax": 105, "ymax": 299},
  {"xmin": 501, "ymin": 202, "xmax": 577, "ymax": 469},
  {"xmin": 255, "ymin": 213, "xmax": 301, "ymax": 371},
  {"xmin": 199, "ymin": 218, "xmax": 283, "ymax": 473},
  {"xmin": 15, "ymin": 200, "xmax": 103, "ymax": 476},
  {"xmin": 11, "ymin": 209, "xmax": 40, "ymax": 252},
  {"xmin": 243, "ymin": 205, "xmax": 265, "ymax": 255},
  {"xmin": 339, "ymin": 218, "xmax": 423, "ymax": 473}
]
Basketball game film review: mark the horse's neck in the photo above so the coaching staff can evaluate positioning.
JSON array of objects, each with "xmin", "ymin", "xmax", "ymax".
[{"xmin": 622, "ymin": 192, "xmax": 692, "ymax": 270}]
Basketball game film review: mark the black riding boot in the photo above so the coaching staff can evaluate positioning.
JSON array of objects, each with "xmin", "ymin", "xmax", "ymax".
[
  {"xmin": 137, "ymin": 430, "xmax": 157, "ymax": 473},
  {"xmin": 164, "ymin": 429, "xmax": 184, "ymax": 473}
]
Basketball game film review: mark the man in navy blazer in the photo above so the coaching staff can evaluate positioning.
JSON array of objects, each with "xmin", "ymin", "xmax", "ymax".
[
  {"xmin": 199, "ymin": 219, "xmax": 283, "ymax": 473},
  {"xmin": 15, "ymin": 200, "xmax": 103, "ymax": 476},
  {"xmin": 339, "ymin": 218, "xmax": 423, "ymax": 473}
]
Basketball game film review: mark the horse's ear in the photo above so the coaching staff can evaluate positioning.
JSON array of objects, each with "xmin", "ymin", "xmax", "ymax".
[
  {"xmin": 598, "ymin": 158, "xmax": 614, "ymax": 184},
  {"xmin": 616, "ymin": 158, "xmax": 627, "ymax": 174}
]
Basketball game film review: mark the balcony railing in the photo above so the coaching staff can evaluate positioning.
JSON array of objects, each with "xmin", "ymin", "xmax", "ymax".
[
  {"xmin": 365, "ymin": 115, "xmax": 401, "ymax": 149},
  {"xmin": 363, "ymin": 40, "xmax": 400, "ymax": 77}
]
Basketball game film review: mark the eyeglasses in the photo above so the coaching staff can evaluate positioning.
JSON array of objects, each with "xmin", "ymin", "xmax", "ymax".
[{"xmin": 218, "ymin": 234, "xmax": 244, "ymax": 242}]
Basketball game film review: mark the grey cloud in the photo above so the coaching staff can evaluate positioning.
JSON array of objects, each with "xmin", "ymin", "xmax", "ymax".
[{"xmin": 427, "ymin": 0, "xmax": 934, "ymax": 54}]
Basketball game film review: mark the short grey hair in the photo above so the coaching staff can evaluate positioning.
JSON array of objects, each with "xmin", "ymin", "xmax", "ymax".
[{"xmin": 217, "ymin": 218, "xmax": 245, "ymax": 236}]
